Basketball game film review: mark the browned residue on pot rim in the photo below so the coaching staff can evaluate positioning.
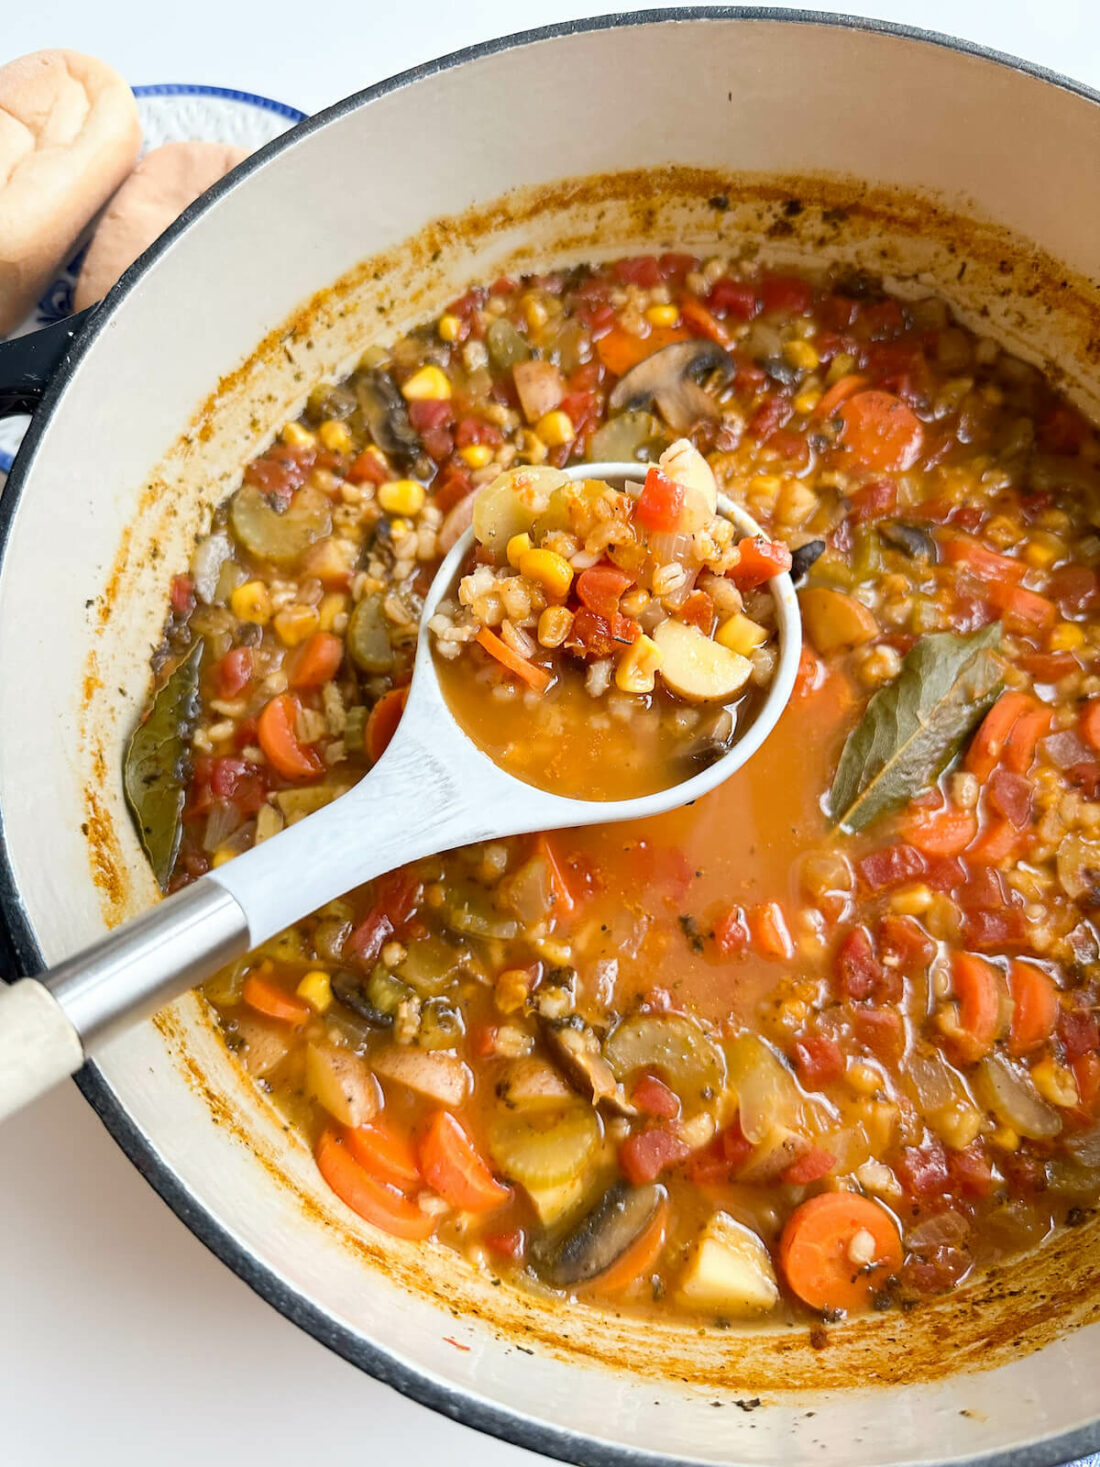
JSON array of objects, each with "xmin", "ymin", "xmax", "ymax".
[{"xmin": 79, "ymin": 164, "xmax": 1099, "ymax": 1395}]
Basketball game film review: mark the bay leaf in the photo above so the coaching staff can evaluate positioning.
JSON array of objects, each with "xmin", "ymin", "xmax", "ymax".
[
  {"xmin": 828, "ymin": 623, "xmax": 1004, "ymax": 833},
  {"xmin": 123, "ymin": 641, "xmax": 203, "ymax": 890}
]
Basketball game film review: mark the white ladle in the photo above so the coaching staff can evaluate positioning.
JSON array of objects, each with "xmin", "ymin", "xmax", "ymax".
[{"xmin": 0, "ymin": 462, "xmax": 801, "ymax": 1121}]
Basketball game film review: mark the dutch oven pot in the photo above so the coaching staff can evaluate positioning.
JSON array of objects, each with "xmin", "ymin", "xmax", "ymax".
[{"xmin": 1, "ymin": 12, "xmax": 1099, "ymax": 1466}]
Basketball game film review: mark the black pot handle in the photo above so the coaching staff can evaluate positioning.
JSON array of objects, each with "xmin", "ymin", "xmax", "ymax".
[{"xmin": 0, "ymin": 307, "xmax": 97, "ymax": 418}]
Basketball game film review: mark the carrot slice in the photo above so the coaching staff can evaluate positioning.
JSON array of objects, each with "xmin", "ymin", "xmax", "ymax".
[
  {"xmin": 257, "ymin": 692, "xmax": 325, "ymax": 780},
  {"xmin": 366, "ymin": 685, "xmax": 409, "ymax": 764},
  {"xmin": 242, "ymin": 970, "xmax": 310, "ymax": 1026},
  {"xmin": 751, "ymin": 901, "xmax": 794, "ymax": 960},
  {"xmin": 1081, "ymin": 699, "xmax": 1100, "ymax": 752},
  {"xmin": 592, "ymin": 1195, "xmax": 670, "ymax": 1294},
  {"xmin": 942, "ymin": 535, "xmax": 1026, "ymax": 585},
  {"xmin": 951, "ymin": 952, "xmax": 1001, "ymax": 1060},
  {"xmin": 901, "ymin": 805, "xmax": 977, "ymax": 856},
  {"xmin": 1002, "ymin": 704, "xmax": 1052, "ymax": 774},
  {"xmin": 536, "ymin": 833, "xmax": 576, "ymax": 915},
  {"xmin": 837, "ymin": 390, "xmax": 924, "ymax": 472},
  {"xmin": 475, "ymin": 626, "xmax": 552, "ymax": 693},
  {"xmin": 288, "ymin": 630, "xmax": 344, "ymax": 690},
  {"xmin": 419, "ymin": 1111, "xmax": 511, "ymax": 1213},
  {"xmin": 595, "ymin": 323, "xmax": 690, "ymax": 376},
  {"xmin": 316, "ymin": 1130, "xmax": 436, "ymax": 1240},
  {"xmin": 964, "ymin": 691, "xmax": 1032, "ymax": 782},
  {"xmin": 1008, "ymin": 961, "xmax": 1059, "ymax": 1057},
  {"xmin": 778, "ymin": 1193, "xmax": 903, "ymax": 1313},
  {"xmin": 346, "ymin": 1118, "xmax": 422, "ymax": 1191},
  {"xmin": 811, "ymin": 373, "xmax": 868, "ymax": 422},
  {"xmin": 678, "ymin": 296, "xmax": 732, "ymax": 347},
  {"xmin": 996, "ymin": 585, "xmax": 1057, "ymax": 633},
  {"xmin": 967, "ymin": 817, "xmax": 1021, "ymax": 865}
]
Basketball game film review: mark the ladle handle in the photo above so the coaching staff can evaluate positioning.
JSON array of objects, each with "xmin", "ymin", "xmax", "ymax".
[{"xmin": 0, "ymin": 881, "xmax": 249, "ymax": 1123}]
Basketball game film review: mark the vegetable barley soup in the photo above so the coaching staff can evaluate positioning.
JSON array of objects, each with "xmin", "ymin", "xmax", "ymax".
[
  {"xmin": 429, "ymin": 443, "xmax": 784, "ymax": 799},
  {"xmin": 129, "ymin": 251, "xmax": 1100, "ymax": 1327}
]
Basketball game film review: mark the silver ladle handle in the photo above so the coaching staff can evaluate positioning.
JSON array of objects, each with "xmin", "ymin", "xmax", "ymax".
[{"xmin": 0, "ymin": 881, "xmax": 248, "ymax": 1122}]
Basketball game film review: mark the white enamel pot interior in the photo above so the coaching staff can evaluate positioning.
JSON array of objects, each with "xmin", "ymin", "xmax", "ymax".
[{"xmin": 1, "ymin": 12, "xmax": 1100, "ymax": 1467}]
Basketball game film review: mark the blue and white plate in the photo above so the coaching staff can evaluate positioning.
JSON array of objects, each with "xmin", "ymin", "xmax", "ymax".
[{"xmin": 0, "ymin": 84, "xmax": 307, "ymax": 475}]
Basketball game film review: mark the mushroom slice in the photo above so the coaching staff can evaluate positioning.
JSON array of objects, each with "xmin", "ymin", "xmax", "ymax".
[
  {"xmin": 542, "ymin": 1020, "xmax": 636, "ymax": 1115},
  {"xmin": 534, "ymin": 1181, "xmax": 666, "ymax": 1287},
  {"xmin": 653, "ymin": 618, "xmax": 752, "ymax": 702},
  {"xmin": 789, "ymin": 538, "xmax": 826, "ymax": 585},
  {"xmin": 354, "ymin": 368, "xmax": 421, "ymax": 464},
  {"xmin": 608, "ymin": 340, "xmax": 735, "ymax": 435}
]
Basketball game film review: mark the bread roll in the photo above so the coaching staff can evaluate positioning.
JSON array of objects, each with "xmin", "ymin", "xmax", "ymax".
[
  {"xmin": 0, "ymin": 50, "xmax": 141, "ymax": 332},
  {"xmin": 75, "ymin": 141, "xmax": 247, "ymax": 310}
]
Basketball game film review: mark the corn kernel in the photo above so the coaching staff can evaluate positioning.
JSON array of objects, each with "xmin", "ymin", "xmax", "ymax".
[
  {"xmin": 989, "ymin": 1125, "xmax": 1020, "ymax": 1152},
  {"xmin": 280, "ymin": 420, "xmax": 316, "ymax": 449},
  {"xmin": 716, "ymin": 612, "xmax": 768, "ymax": 656},
  {"xmin": 1023, "ymin": 532, "xmax": 1066, "ymax": 570},
  {"xmin": 231, "ymin": 580, "xmax": 273, "ymax": 625},
  {"xmin": 793, "ymin": 388, "xmax": 822, "ymax": 415},
  {"xmin": 377, "ymin": 479, "xmax": 426, "ymax": 516},
  {"xmin": 438, "ymin": 313, "xmax": 462, "ymax": 343},
  {"xmin": 615, "ymin": 634, "xmax": 663, "ymax": 694},
  {"xmin": 459, "ymin": 443, "xmax": 494, "ymax": 470},
  {"xmin": 645, "ymin": 304, "xmax": 680, "ymax": 328},
  {"xmin": 211, "ymin": 847, "xmax": 236, "ymax": 868},
  {"xmin": 519, "ymin": 547, "xmax": 574, "ymax": 598},
  {"xmin": 401, "ymin": 364, "xmax": 451, "ymax": 401},
  {"xmin": 318, "ymin": 419, "xmax": 353, "ymax": 454},
  {"xmin": 845, "ymin": 1062, "xmax": 881, "ymax": 1095},
  {"xmin": 536, "ymin": 410, "xmax": 575, "ymax": 448},
  {"xmin": 522, "ymin": 295, "xmax": 549, "ymax": 331},
  {"xmin": 784, "ymin": 339, "xmax": 820, "ymax": 371},
  {"xmin": 931, "ymin": 1101, "xmax": 983, "ymax": 1151},
  {"xmin": 1050, "ymin": 621, "xmax": 1086, "ymax": 652},
  {"xmin": 1031, "ymin": 1056, "xmax": 1079, "ymax": 1108},
  {"xmin": 538, "ymin": 605, "xmax": 574, "ymax": 647},
  {"xmin": 506, "ymin": 532, "xmax": 533, "ymax": 568},
  {"xmin": 318, "ymin": 592, "xmax": 349, "ymax": 631},
  {"xmin": 273, "ymin": 604, "xmax": 321, "ymax": 647},
  {"xmin": 889, "ymin": 883, "xmax": 934, "ymax": 916},
  {"xmin": 296, "ymin": 970, "xmax": 333, "ymax": 1013}
]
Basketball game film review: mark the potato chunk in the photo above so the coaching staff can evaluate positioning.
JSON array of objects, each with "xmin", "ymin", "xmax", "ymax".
[
  {"xmin": 653, "ymin": 617, "xmax": 752, "ymax": 702},
  {"xmin": 677, "ymin": 1211, "xmax": 779, "ymax": 1316},
  {"xmin": 305, "ymin": 1042, "xmax": 380, "ymax": 1128},
  {"xmin": 799, "ymin": 587, "xmax": 879, "ymax": 653}
]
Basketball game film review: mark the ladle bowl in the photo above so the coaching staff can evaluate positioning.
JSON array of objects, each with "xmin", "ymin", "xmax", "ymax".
[{"xmin": 0, "ymin": 460, "xmax": 800, "ymax": 1122}]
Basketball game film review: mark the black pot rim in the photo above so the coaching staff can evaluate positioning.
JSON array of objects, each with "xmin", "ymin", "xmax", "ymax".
[{"xmin": 1, "ymin": 10, "xmax": 1098, "ymax": 1466}]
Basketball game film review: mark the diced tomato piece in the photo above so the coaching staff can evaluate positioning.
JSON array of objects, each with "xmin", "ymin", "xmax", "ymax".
[
  {"xmin": 851, "ymin": 1007, "xmax": 906, "ymax": 1065},
  {"xmin": 432, "ymin": 464, "xmax": 473, "ymax": 512},
  {"xmin": 857, "ymin": 844, "xmax": 927, "ymax": 892},
  {"xmin": 244, "ymin": 446, "xmax": 313, "ymax": 497},
  {"xmin": 760, "ymin": 273, "xmax": 814, "ymax": 316},
  {"xmin": 614, "ymin": 255, "xmax": 662, "ymax": 288},
  {"xmin": 659, "ymin": 252, "xmax": 698, "ymax": 283},
  {"xmin": 209, "ymin": 756, "xmax": 267, "ymax": 815},
  {"xmin": 924, "ymin": 854, "xmax": 968, "ymax": 891},
  {"xmin": 348, "ymin": 909, "xmax": 393, "ymax": 967},
  {"xmin": 678, "ymin": 589, "xmax": 715, "ymax": 633},
  {"xmin": 708, "ymin": 277, "xmax": 761, "ymax": 320},
  {"xmin": 895, "ymin": 1138, "xmax": 949, "ymax": 1198},
  {"xmin": 685, "ymin": 1120, "xmax": 752, "ymax": 1184},
  {"xmin": 714, "ymin": 904, "xmax": 750, "ymax": 956},
  {"xmin": 734, "ymin": 361, "xmax": 768, "ymax": 394},
  {"xmin": 961, "ymin": 908, "xmax": 1027, "ymax": 951},
  {"xmin": 834, "ymin": 927, "xmax": 884, "ymax": 1002},
  {"xmin": 729, "ymin": 536, "xmax": 793, "ymax": 588},
  {"xmin": 1073, "ymin": 1053, "xmax": 1100, "ymax": 1115},
  {"xmin": 1038, "ymin": 402, "xmax": 1090, "ymax": 455},
  {"xmin": 348, "ymin": 449, "xmax": 390, "ymax": 486},
  {"xmin": 947, "ymin": 1142, "xmax": 994, "ymax": 1199},
  {"xmin": 987, "ymin": 767, "xmax": 1033, "ymax": 828},
  {"xmin": 572, "ymin": 607, "xmax": 641, "ymax": 656},
  {"xmin": 861, "ymin": 299, "xmax": 907, "ymax": 342},
  {"xmin": 751, "ymin": 901, "xmax": 794, "ymax": 960},
  {"xmin": 995, "ymin": 584, "xmax": 1057, "ymax": 633},
  {"xmin": 216, "ymin": 646, "xmax": 253, "ymax": 698},
  {"xmin": 747, "ymin": 394, "xmax": 792, "ymax": 442},
  {"xmin": 1059, "ymin": 1005, "xmax": 1100, "ymax": 1062},
  {"xmin": 451, "ymin": 415, "xmax": 498, "ymax": 448},
  {"xmin": 956, "ymin": 865, "xmax": 1017, "ymax": 912},
  {"xmin": 791, "ymin": 1034, "xmax": 846, "ymax": 1087},
  {"xmin": 877, "ymin": 913, "xmax": 936, "ymax": 969},
  {"xmin": 848, "ymin": 478, "xmax": 897, "ymax": 524},
  {"xmin": 793, "ymin": 644, "xmax": 825, "ymax": 698},
  {"xmin": 484, "ymin": 1229, "xmax": 526, "ymax": 1260},
  {"xmin": 820, "ymin": 294, "xmax": 860, "ymax": 331},
  {"xmin": 408, "ymin": 399, "xmax": 455, "ymax": 432},
  {"xmin": 678, "ymin": 295, "xmax": 731, "ymax": 347},
  {"xmin": 1018, "ymin": 650, "xmax": 1079, "ymax": 683},
  {"xmin": 558, "ymin": 389, "xmax": 600, "ymax": 439},
  {"xmin": 630, "ymin": 1073, "xmax": 682, "ymax": 1120},
  {"xmin": 576, "ymin": 563, "xmax": 635, "ymax": 619},
  {"xmin": 634, "ymin": 466, "xmax": 685, "ymax": 532},
  {"xmin": 781, "ymin": 1148, "xmax": 836, "ymax": 1186},
  {"xmin": 1048, "ymin": 565, "xmax": 1100, "ymax": 617},
  {"xmin": 170, "ymin": 573, "xmax": 195, "ymax": 615},
  {"xmin": 619, "ymin": 1125, "xmax": 691, "ymax": 1185}
]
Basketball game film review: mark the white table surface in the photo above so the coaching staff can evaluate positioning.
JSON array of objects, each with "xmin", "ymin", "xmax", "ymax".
[{"xmin": 2, "ymin": 3, "xmax": 1099, "ymax": 1464}]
